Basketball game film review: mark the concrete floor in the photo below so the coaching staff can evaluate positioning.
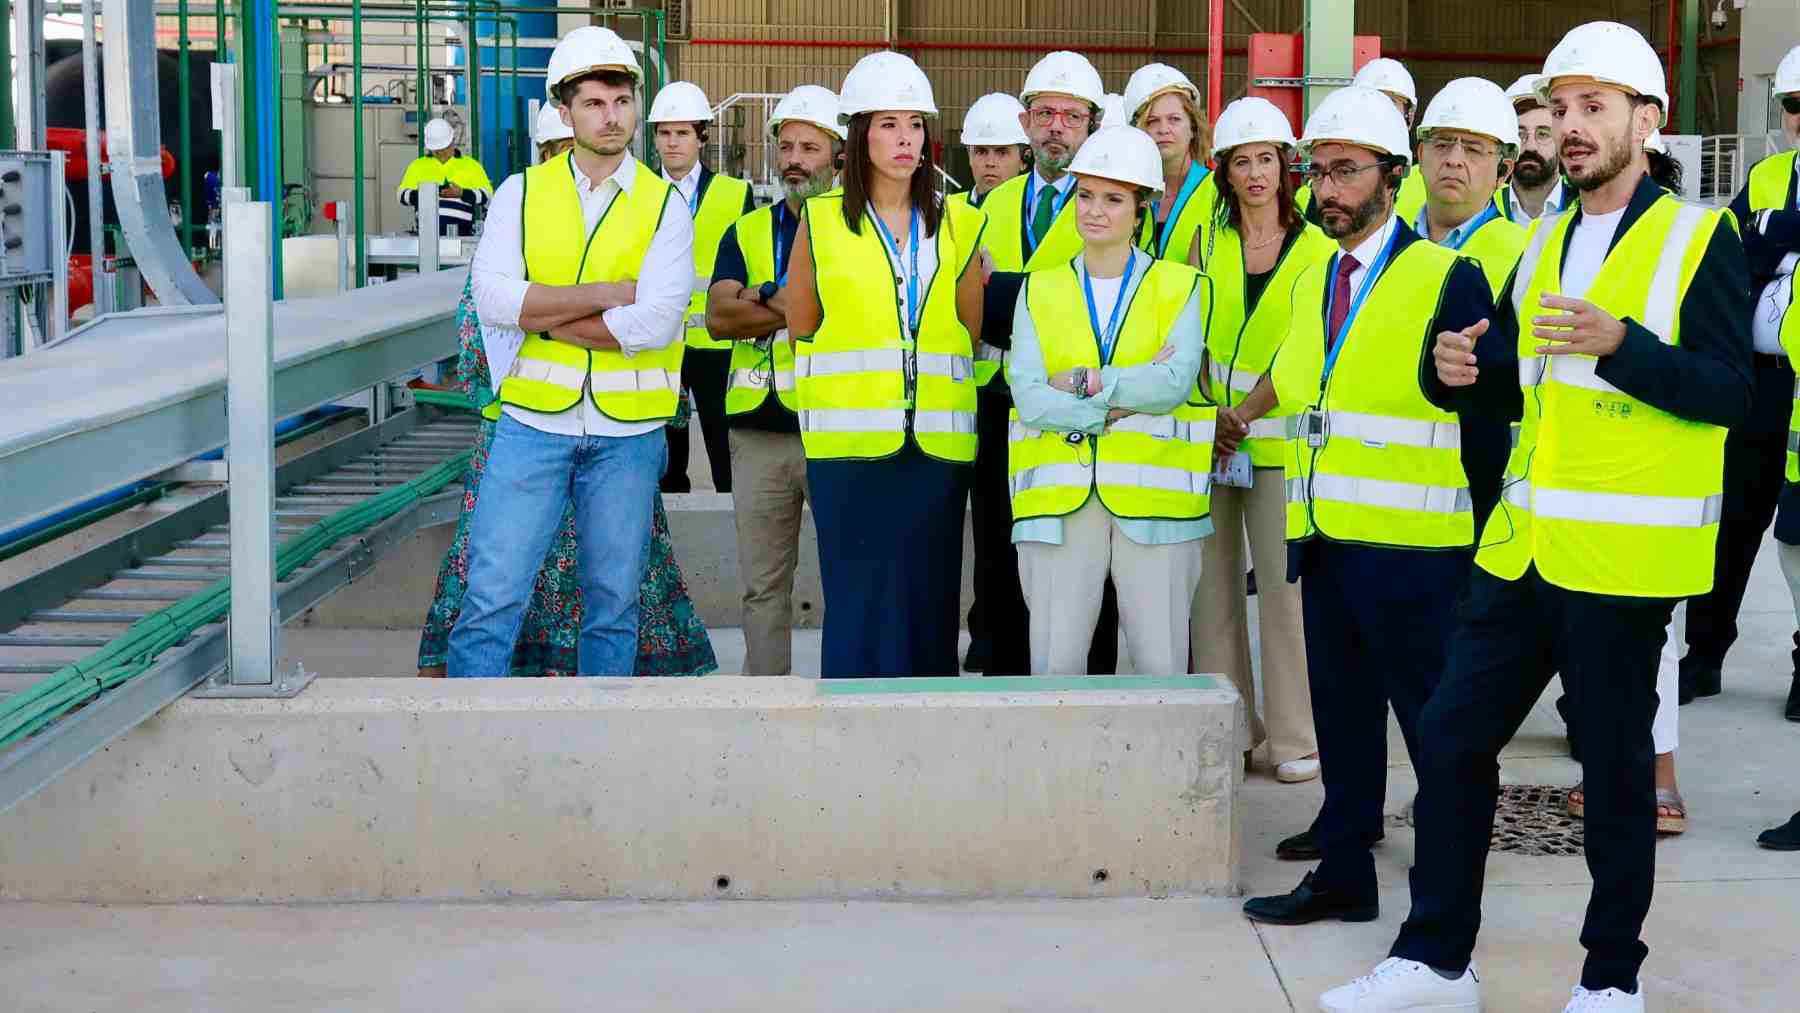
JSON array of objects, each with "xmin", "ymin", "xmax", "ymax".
[{"xmin": 5, "ymin": 540, "xmax": 1800, "ymax": 1010}]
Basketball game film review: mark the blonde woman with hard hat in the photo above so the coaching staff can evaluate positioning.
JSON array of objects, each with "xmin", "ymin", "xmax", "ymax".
[
  {"xmin": 704, "ymin": 85, "xmax": 844, "ymax": 677},
  {"xmin": 1238, "ymin": 85, "xmax": 1505, "ymax": 932},
  {"xmin": 533, "ymin": 102, "xmax": 575, "ymax": 162},
  {"xmin": 952, "ymin": 92, "xmax": 1030, "ymax": 213},
  {"xmin": 970, "ymin": 49, "xmax": 1120, "ymax": 677},
  {"xmin": 1414, "ymin": 77, "xmax": 1530, "ymax": 297},
  {"xmin": 784, "ymin": 52, "xmax": 987, "ymax": 678},
  {"xmin": 448, "ymin": 26, "xmax": 698, "ymax": 677},
  {"xmin": 1006, "ymin": 124, "xmax": 1213, "ymax": 676},
  {"xmin": 646, "ymin": 81, "xmax": 755, "ymax": 496},
  {"xmin": 396, "ymin": 116, "xmax": 495, "ymax": 236},
  {"xmin": 1341, "ymin": 22, "xmax": 1754, "ymax": 1013},
  {"xmin": 1123, "ymin": 63, "xmax": 1216, "ymax": 262},
  {"xmin": 1495, "ymin": 72, "xmax": 1572, "ymax": 224},
  {"xmin": 1186, "ymin": 96, "xmax": 1333, "ymax": 786},
  {"xmin": 1295, "ymin": 57, "xmax": 1427, "ymax": 228}
]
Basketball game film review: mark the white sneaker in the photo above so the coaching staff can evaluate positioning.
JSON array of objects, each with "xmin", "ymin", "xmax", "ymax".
[
  {"xmin": 1277, "ymin": 756, "xmax": 1322, "ymax": 783},
  {"xmin": 1562, "ymin": 985, "xmax": 1644, "ymax": 1012},
  {"xmin": 1318, "ymin": 957, "xmax": 1481, "ymax": 1012}
]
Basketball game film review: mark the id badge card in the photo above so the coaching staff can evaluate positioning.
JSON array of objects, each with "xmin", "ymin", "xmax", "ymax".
[
  {"xmin": 1301, "ymin": 409, "xmax": 1328, "ymax": 448},
  {"xmin": 1211, "ymin": 449, "xmax": 1254, "ymax": 489}
]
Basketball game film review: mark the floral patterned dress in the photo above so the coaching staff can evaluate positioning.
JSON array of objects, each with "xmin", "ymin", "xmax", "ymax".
[{"xmin": 417, "ymin": 278, "xmax": 717, "ymax": 677}]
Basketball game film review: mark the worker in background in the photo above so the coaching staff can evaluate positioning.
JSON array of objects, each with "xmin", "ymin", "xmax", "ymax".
[
  {"xmin": 975, "ymin": 49, "xmax": 1121, "ymax": 676},
  {"xmin": 534, "ymin": 102, "xmax": 575, "ymax": 162},
  {"xmin": 1297, "ymin": 58, "xmax": 1426, "ymax": 227},
  {"xmin": 783, "ymin": 52, "xmax": 987, "ymax": 678},
  {"xmin": 1123, "ymin": 64, "xmax": 1215, "ymax": 262},
  {"xmin": 1688, "ymin": 44, "xmax": 1800, "ymax": 714},
  {"xmin": 1190, "ymin": 97, "xmax": 1334, "ymax": 790},
  {"xmin": 650, "ymin": 81, "xmax": 755, "ymax": 496},
  {"xmin": 447, "ymin": 27, "xmax": 694, "ymax": 677},
  {"xmin": 1007, "ymin": 125, "xmax": 1212, "ymax": 675},
  {"xmin": 703, "ymin": 85, "xmax": 844, "ymax": 677},
  {"xmin": 1332, "ymin": 23, "xmax": 1752, "ymax": 1013},
  {"xmin": 397, "ymin": 117, "xmax": 494, "ymax": 237},
  {"xmin": 951, "ymin": 90, "xmax": 1030, "ymax": 674},
  {"xmin": 1413, "ymin": 77, "xmax": 1529, "ymax": 300},
  {"xmin": 1496, "ymin": 73, "xmax": 1572, "ymax": 224},
  {"xmin": 1235, "ymin": 86, "xmax": 1503, "ymax": 931}
]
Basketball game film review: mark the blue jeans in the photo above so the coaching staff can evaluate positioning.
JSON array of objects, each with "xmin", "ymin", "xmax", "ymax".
[{"xmin": 446, "ymin": 415, "xmax": 666, "ymax": 676}]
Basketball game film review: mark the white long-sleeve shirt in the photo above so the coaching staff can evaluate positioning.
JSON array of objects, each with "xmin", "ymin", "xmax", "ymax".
[{"xmin": 470, "ymin": 152, "xmax": 695, "ymax": 438}]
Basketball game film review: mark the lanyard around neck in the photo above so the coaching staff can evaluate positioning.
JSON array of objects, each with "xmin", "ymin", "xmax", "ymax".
[
  {"xmin": 1084, "ymin": 252, "xmax": 1138, "ymax": 363},
  {"xmin": 1151, "ymin": 162, "xmax": 1209, "ymax": 256},
  {"xmin": 1417, "ymin": 201, "xmax": 1499, "ymax": 252},
  {"xmin": 771, "ymin": 202, "xmax": 792, "ymax": 285},
  {"xmin": 1321, "ymin": 222, "xmax": 1402, "ymax": 384},
  {"xmin": 873, "ymin": 206, "xmax": 923, "ymax": 335},
  {"xmin": 1025, "ymin": 172, "xmax": 1070, "ymax": 254}
]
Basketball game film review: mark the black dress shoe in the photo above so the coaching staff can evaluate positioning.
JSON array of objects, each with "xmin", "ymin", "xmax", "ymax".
[
  {"xmin": 1276, "ymin": 827, "xmax": 1383, "ymax": 861},
  {"xmin": 1786, "ymin": 677, "xmax": 1800, "ymax": 723},
  {"xmin": 1243, "ymin": 871, "xmax": 1378, "ymax": 925},
  {"xmin": 1757, "ymin": 811, "xmax": 1800, "ymax": 850},
  {"xmin": 1678, "ymin": 665, "xmax": 1722, "ymax": 705}
]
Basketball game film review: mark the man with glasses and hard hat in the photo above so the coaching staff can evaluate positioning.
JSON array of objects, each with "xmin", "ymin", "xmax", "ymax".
[
  {"xmin": 1325, "ymin": 22, "xmax": 1752, "ymax": 1012},
  {"xmin": 649, "ymin": 81, "xmax": 755, "ymax": 495},
  {"xmin": 397, "ymin": 117, "xmax": 495, "ymax": 237},
  {"xmin": 448, "ymin": 27, "xmax": 695, "ymax": 678},
  {"xmin": 1496, "ymin": 73, "xmax": 1573, "ymax": 225},
  {"xmin": 703, "ymin": 85, "xmax": 843, "ymax": 677},
  {"xmin": 1236, "ymin": 84, "xmax": 1503, "ymax": 932},
  {"xmin": 1413, "ymin": 77, "xmax": 1529, "ymax": 300},
  {"xmin": 1298, "ymin": 57, "xmax": 1427, "ymax": 228}
]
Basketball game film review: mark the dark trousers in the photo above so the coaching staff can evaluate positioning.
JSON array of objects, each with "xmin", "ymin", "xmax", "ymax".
[
  {"xmin": 1302, "ymin": 540, "xmax": 1470, "ymax": 895},
  {"xmin": 1683, "ymin": 354, "xmax": 1792, "ymax": 671},
  {"xmin": 1393, "ymin": 565, "xmax": 1673, "ymax": 993},
  {"xmin": 662, "ymin": 347, "xmax": 733, "ymax": 493}
]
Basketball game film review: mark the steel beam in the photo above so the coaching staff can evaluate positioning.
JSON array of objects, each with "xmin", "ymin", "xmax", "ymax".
[
  {"xmin": 1303, "ymin": 0, "xmax": 1355, "ymax": 118},
  {"xmin": 224, "ymin": 198, "xmax": 278, "ymax": 687}
]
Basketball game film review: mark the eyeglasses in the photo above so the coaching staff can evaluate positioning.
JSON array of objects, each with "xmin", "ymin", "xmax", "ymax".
[
  {"xmin": 1029, "ymin": 107, "xmax": 1091, "ymax": 128},
  {"xmin": 1783, "ymin": 96, "xmax": 1800, "ymax": 115},
  {"xmin": 1523, "ymin": 126, "xmax": 1555, "ymax": 144},
  {"xmin": 1304, "ymin": 161, "xmax": 1385, "ymax": 187},
  {"xmin": 1424, "ymin": 135, "xmax": 1498, "ymax": 160}
]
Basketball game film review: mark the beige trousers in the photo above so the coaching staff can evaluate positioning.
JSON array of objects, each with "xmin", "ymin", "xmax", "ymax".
[
  {"xmin": 1017, "ymin": 498, "xmax": 1204, "ymax": 676},
  {"xmin": 1190, "ymin": 468, "xmax": 1317, "ymax": 765},
  {"xmin": 727, "ymin": 427, "xmax": 810, "ymax": 676}
]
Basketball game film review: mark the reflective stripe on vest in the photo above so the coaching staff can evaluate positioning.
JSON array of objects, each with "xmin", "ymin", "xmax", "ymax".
[
  {"xmin": 1288, "ymin": 474, "xmax": 1473, "ymax": 516},
  {"xmin": 1285, "ymin": 410, "xmax": 1463, "ymax": 450},
  {"xmin": 502, "ymin": 153, "xmax": 678, "ymax": 422},
  {"xmin": 724, "ymin": 204, "xmax": 800, "ymax": 416},
  {"xmin": 1479, "ymin": 194, "xmax": 1728, "ymax": 598},
  {"xmin": 684, "ymin": 174, "xmax": 751, "ymax": 351},
  {"xmin": 1208, "ymin": 356, "xmax": 1262, "ymax": 396}
]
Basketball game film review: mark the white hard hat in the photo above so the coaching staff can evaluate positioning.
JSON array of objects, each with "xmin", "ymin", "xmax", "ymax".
[
  {"xmin": 1535, "ymin": 21, "xmax": 1669, "ymax": 126},
  {"xmin": 1644, "ymin": 130, "xmax": 1667, "ymax": 155},
  {"xmin": 1123, "ymin": 63, "xmax": 1200, "ymax": 125},
  {"xmin": 838, "ymin": 51, "xmax": 937, "ymax": 119},
  {"xmin": 647, "ymin": 81, "xmax": 712, "ymax": 124},
  {"xmin": 1211, "ymin": 96, "xmax": 1297, "ymax": 157},
  {"xmin": 1505, "ymin": 74, "xmax": 1543, "ymax": 109},
  {"xmin": 422, "ymin": 118, "xmax": 454, "ymax": 152},
  {"xmin": 1301, "ymin": 85, "xmax": 1412, "ymax": 164},
  {"xmin": 1417, "ymin": 77, "xmax": 1520, "ymax": 149},
  {"xmin": 1066, "ymin": 125, "xmax": 1165, "ymax": 194},
  {"xmin": 1099, "ymin": 93, "xmax": 1128, "ymax": 127},
  {"xmin": 961, "ymin": 92, "xmax": 1028, "ymax": 146},
  {"xmin": 545, "ymin": 26, "xmax": 641, "ymax": 101},
  {"xmin": 1020, "ymin": 51, "xmax": 1106, "ymax": 110},
  {"xmin": 533, "ymin": 104, "xmax": 572, "ymax": 144},
  {"xmin": 768, "ymin": 85, "xmax": 847, "ymax": 141},
  {"xmin": 1776, "ymin": 45, "xmax": 1800, "ymax": 96},
  {"xmin": 1352, "ymin": 58, "xmax": 1418, "ymax": 108}
]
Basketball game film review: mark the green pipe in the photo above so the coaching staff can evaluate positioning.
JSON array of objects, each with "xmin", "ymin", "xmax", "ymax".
[
  {"xmin": 353, "ymin": 0, "xmax": 364, "ymax": 286},
  {"xmin": 0, "ymin": 2, "xmax": 15, "ymax": 150},
  {"xmin": 416, "ymin": 0, "xmax": 426, "ymax": 157},
  {"xmin": 1678, "ymin": 0, "xmax": 1700, "ymax": 134},
  {"xmin": 466, "ymin": 0, "xmax": 477, "ymax": 169},
  {"xmin": 178, "ymin": 0, "xmax": 192, "ymax": 258}
]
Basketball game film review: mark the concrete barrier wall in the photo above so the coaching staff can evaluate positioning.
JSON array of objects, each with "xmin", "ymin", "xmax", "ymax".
[{"xmin": 0, "ymin": 677, "xmax": 1242, "ymax": 902}]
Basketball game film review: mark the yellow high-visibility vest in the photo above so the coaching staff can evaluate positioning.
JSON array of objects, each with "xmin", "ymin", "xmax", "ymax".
[
  {"xmin": 1479, "ymin": 195, "xmax": 1730, "ymax": 597},
  {"xmin": 497, "ymin": 151, "xmax": 680, "ymax": 422},
  {"xmin": 1748, "ymin": 152, "xmax": 1800, "ymax": 482},
  {"xmin": 1199, "ymin": 220, "xmax": 1336, "ymax": 467},
  {"xmin": 795, "ymin": 191, "xmax": 986, "ymax": 462},
  {"xmin": 1271, "ymin": 234, "xmax": 1477, "ymax": 549},
  {"xmin": 723, "ymin": 202, "xmax": 799, "ymax": 416},
  {"xmin": 1008, "ymin": 255, "xmax": 1215, "ymax": 521},
  {"xmin": 396, "ymin": 154, "xmax": 494, "ymax": 198},
  {"xmin": 1451, "ymin": 213, "xmax": 1530, "ymax": 299},
  {"xmin": 682, "ymin": 173, "xmax": 752, "ymax": 351},
  {"xmin": 1135, "ymin": 167, "xmax": 1220, "ymax": 264}
]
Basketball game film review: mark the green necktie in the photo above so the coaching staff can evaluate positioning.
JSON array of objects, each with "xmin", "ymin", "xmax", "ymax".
[{"xmin": 1031, "ymin": 186, "xmax": 1058, "ymax": 244}]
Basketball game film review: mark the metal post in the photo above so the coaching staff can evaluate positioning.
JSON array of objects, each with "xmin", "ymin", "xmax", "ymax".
[
  {"xmin": 80, "ymin": 0, "xmax": 112, "ymax": 316},
  {"xmin": 13, "ymin": 0, "xmax": 45, "ymax": 151},
  {"xmin": 223, "ymin": 193, "xmax": 278, "ymax": 689},
  {"xmin": 1303, "ymin": 0, "xmax": 1354, "ymax": 118},
  {"xmin": 335, "ymin": 209, "xmax": 349, "ymax": 292},
  {"xmin": 217, "ymin": 62, "xmax": 240, "ymax": 192},
  {"xmin": 417, "ymin": 181, "xmax": 439, "ymax": 273}
]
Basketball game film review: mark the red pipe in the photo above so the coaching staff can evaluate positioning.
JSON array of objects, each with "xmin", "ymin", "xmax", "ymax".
[{"xmin": 1207, "ymin": 0, "xmax": 1224, "ymax": 119}]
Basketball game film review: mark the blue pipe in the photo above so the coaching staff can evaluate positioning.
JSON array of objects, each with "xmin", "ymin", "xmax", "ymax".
[{"xmin": 249, "ymin": 0, "xmax": 282, "ymax": 295}]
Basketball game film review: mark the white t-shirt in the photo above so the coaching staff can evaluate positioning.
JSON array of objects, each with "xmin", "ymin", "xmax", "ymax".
[{"xmin": 1560, "ymin": 205, "xmax": 1627, "ymax": 302}]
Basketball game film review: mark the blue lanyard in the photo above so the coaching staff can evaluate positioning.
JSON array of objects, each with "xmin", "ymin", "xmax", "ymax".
[
  {"xmin": 1321, "ymin": 223, "xmax": 1402, "ymax": 383},
  {"xmin": 1150, "ymin": 162, "xmax": 1209, "ymax": 256},
  {"xmin": 1083, "ymin": 253, "xmax": 1137, "ymax": 362},
  {"xmin": 873, "ymin": 206, "xmax": 922, "ymax": 335},
  {"xmin": 771, "ymin": 203, "xmax": 790, "ymax": 285},
  {"xmin": 1415, "ymin": 202, "xmax": 1499, "ymax": 252},
  {"xmin": 1024, "ymin": 173, "xmax": 1071, "ymax": 254}
]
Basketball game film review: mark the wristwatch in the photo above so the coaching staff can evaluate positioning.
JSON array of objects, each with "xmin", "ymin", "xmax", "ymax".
[{"xmin": 756, "ymin": 281, "xmax": 779, "ymax": 306}]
